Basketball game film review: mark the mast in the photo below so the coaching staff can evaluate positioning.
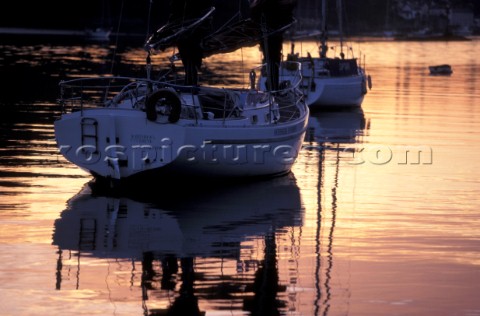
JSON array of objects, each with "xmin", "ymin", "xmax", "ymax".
[
  {"xmin": 320, "ymin": 0, "xmax": 328, "ymax": 58},
  {"xmin": 385, "ymin": 0, "xmax": 390, "ymax": 32},
  {"xmin": 336, "ymin": 0, "xmax": 344, "ymax": 57}
]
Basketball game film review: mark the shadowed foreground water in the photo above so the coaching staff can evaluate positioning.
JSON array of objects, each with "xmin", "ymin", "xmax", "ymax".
[{"xmin": 1, "ymin": 36, "xmax": 480, "ymax": 315}]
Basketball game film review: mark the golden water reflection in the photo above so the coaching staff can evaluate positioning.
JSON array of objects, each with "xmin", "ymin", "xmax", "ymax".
[
  {"xmin": 52, "ymin": 175, "xmax": 305, "ymax": 315},
  {"xmin": 1, "ymin": 39, "xmax": 480, "ymax": 315}
]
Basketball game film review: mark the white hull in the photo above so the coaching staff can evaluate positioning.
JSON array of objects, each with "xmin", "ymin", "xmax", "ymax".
[
  {"xmin": 260, "ymin": 58, "xmax": 369, "ymax": 109},
  {"xmin": 55, "ymin": 108, "xmax": 307, "ymax": 179},
  {"xmin": 301, "ymin": 72, "xmax": 367, "ymax": 108},
  {"xmin": 55, "ymin": 75, "xmax": 308, "ymax": 181},
  {"xmin": 295, "ymin": 57, "xmax": 369, "ymax": 109}
]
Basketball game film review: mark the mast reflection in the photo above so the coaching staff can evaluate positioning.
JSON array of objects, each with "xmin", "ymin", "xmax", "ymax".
[
  {"xmin": 52, "ymin": 174, "xmax": 303, "ymax": 315},
  {"xmin": 306, "ymin": 107, "xmax": 369, "ymax": 144},
  {"xmin": 305, "ymin": 107, "xmax": 368, "ymax": 315}
]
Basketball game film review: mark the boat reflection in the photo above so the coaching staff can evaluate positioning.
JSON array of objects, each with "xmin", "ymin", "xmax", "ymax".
[
  {"xmin": 52, "ymin": 174, "xmax": 303, "ymax": 315},
  {"xmin": 301, "ymin": 108, "xmax": 365, "ymax": 314},
  {"xmin": 305, "ymin": 108, "xmax": 369, "ymax": 144}
]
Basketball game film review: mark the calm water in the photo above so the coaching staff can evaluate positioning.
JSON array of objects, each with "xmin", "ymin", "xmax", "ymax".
[{"xmin": 1, "ymin": 36, "xmax": 480, "ymax": 315}]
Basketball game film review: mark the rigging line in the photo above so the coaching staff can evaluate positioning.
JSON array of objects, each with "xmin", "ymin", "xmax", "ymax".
[
  {"xmin": 339, "ymin": 0, "xmax": 355, "ymax": 58},
  {"xmin": 146, "ymin": 0, "xmax": 153, "ymax": 42},
  {"xmin": 260, "ymin": 15, "xmax": 273, "ymax": 92},
  {"xmin": 236, "ymin": 1, "xmax": 246, "ymax": 88},
  {"xmin": 109, "ymin": 0, "xmax": 125, "ymax": 76},
  {"xmin": 238, "ymin": 0, "xmax": 245, "ymax": 19},
  {"xmin": 241, "ymin": 47, "xmax": 245, "ymax": 89},
  {"xmin": 341, "ymin": 0, "xmax": 350, "ymax": 39},
  {"xmin": 314, "ymin": 145, "xmax": 325, "ymax": 316},
  {"xmin": 336, "ymin": 0, "xmax": 343, "ymax": 54},
  {"xmin": 322, "ymin": 145, "xmax": 341, "ymax": 315},
  {"xmin": 102, "ymin": 0, "xmax": 125, "ymax": 103}
]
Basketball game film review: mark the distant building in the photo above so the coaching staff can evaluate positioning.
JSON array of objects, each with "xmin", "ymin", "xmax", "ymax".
[
  {"xmin": 397, "ymin": 3, "xmax": 416, "ymax": 20},
  {"xmin": 449, "ymin": 7, "xmax": 474, "ymax": 35}
]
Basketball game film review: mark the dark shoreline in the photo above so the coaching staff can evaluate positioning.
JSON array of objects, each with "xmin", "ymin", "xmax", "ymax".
[{"xmin": 0, "ymin": 27, "xmax": 477, "ymax": 44}]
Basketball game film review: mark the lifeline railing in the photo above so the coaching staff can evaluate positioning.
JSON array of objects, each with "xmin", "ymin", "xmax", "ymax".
[{"xmin": 57, "ymin": 61, "xmax": 307, "ymax": 122}]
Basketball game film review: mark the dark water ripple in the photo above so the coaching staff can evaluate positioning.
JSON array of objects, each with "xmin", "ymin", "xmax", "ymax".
[{"xmin": 1, "ymin": 38, "xmax": 480, "ymax": 316}]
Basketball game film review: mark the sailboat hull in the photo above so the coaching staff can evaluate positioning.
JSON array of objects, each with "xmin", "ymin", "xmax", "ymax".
[
  {"xmin": 54, "ymin": 107, "xmax": 308, "ymax": 180},
  {"xmin": 298, "ymin": 58, "xmax": 368, "ymax": 109},
  {"xmin": 259, "ymin": 58, "xmax": 368, "ymax": 109},
  {"xmin": 303, "ymin": 73, "xmax": 367, "ymax": 108}
]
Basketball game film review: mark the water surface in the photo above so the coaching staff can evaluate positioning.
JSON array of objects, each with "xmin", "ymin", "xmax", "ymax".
[{"xmin": 1, "ymin": 37, "xmax": 479, "ymax": 315}]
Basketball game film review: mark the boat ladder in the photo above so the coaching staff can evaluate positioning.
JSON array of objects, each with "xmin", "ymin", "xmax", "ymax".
[
  {"xmin": 80, "ymin": 117, "xmax": 99, "ymax": 153},
  {"xmin": 79, "ymin": 218, "xmax": 96, "ymax": 251}
]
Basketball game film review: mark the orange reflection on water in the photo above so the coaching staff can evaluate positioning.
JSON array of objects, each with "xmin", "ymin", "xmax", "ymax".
[{"xmin": 1, "ymin": 39, "xmax": 480, "ymax": 315}]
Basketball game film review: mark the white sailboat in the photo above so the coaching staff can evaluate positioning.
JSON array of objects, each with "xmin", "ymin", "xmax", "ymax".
[
  {"xmin": 264, "ymin": 0, "xmax": 372, "ymax": 109},
  {"xmin": 84, "ymin": 27, "xmax": 111, "ymax": 42},
  {"xmin": 84, "ymin": 0, "xmax": 111, "ymax": 42},
  {"xmin": 54, "ymin": 6, "xmax": 309, "ymax": 184}
]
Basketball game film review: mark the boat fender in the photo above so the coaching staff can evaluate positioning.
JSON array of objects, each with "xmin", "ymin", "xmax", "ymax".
[
  {"xmin": 146, "ymin": 88, "xmax": 182, "ymax": 123},
  {"xmin": 367, "ymin": 75, "xmax": 373, "ymax": 90},
  {"xmin": 361, "ymin": 77, "xmax": 367, "ymax": 94}
]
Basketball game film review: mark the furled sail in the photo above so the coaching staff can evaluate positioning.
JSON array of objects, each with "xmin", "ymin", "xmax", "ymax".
[
  {"xmin": 144, "ymin": 0, "xmax": 296, "ymax": 88},
  {"xmin": 201, "ymin": 15, "xmax": 294, "ymax": 57},
  {"xmin": 144, "ymin": 2, "xmax": 296, "ymax": 57},
  {"xmin": 144, "ymin": 6, "xmax": 216, "ymax": 53}
]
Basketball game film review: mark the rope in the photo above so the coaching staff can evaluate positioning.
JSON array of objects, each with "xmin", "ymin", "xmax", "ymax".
[
  {"xmin": 145, "ymin": 0, "xmax": 153, "ymax": 42},
  {"xmin": 102, "ymin": 0, "xmax": 124, "ymax": 103},
  {"xmin": 109, "ymin": 0, "xmax": 125, "ymax": 76}
]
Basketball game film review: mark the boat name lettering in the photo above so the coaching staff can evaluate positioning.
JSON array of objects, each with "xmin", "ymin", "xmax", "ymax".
[
  {"xmin": 130, "ymin": 134, "xmax": 155, "ymax": 144},
  {"xmin": 274, "ymin": 126, "xmax": 297, "ymax": 136}
]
